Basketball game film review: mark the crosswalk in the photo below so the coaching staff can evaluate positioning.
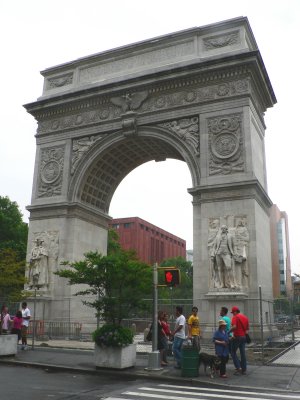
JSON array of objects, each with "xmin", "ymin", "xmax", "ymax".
[{"xmin": 106, "ymin": 383, "xmax": 300, "ymax": 400}]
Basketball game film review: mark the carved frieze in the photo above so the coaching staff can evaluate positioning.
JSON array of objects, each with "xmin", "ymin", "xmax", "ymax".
[
  {"xmin": 203, "ymin": 31, "xmax": 240, "ymax": 50},
  {"xmin": 208, "ymin": 114, "xmax": 244, "ymax": 175},
  {"xmin": 37, "ymin": 104, "xmax": 121, "ymax": 134},
  {"xmin": 38, "ymin": 146, "xmax": 65, "ymax": 198},
  {"xmin": 158, "ymin": 117, "xmax": 199, "ymax": 155},
  {"xmin": 36, "ymin": 78, "xmax": 249, "ymax": 135},
  {"xmin": 141, "ymin": 79, "xmax": 249, "ymax": 113},
  {"xmin": 47, "ymin": 73, "xmax": 73, "ymax": 89}
]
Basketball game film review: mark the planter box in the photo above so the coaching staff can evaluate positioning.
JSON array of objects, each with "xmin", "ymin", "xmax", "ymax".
[
  {"xmin": 94, "ymin": 343, "xmax": 136, "ymax": 369},
  {"xmin": 0, "ymin": 334, "xmax": 18, "ymax": 356}
]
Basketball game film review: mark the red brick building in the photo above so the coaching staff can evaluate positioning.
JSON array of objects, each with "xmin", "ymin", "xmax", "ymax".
[{"xmin": 109, "ymin": 217, "xmax": 186, "ymax": 264}]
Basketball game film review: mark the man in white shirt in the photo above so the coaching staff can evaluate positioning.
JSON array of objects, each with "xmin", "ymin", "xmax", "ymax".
[
  {"xmin": 172, "ymin": 306, "xmax": 186, "ymax": 369},
  {"xmin": 21, "ymin": 302, "xmax": 31, "ymax": 350}
]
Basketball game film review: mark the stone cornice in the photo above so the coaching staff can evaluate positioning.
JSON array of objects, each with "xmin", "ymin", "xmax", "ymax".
[
  {"xmin": 24, "ymin": 54, "xmax": 275, "ymax": 137},
  {"xmin": 188, "ymin": 179, "xmax": 273, "ymax": 213},
  {"xmin": 27, "ymin": 202, "xmax": 111, "ymax": 228}
]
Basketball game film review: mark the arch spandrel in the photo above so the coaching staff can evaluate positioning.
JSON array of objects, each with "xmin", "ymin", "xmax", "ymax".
[{"xmin": 69, "ymin": 125, "xmax": 200, "ymax": 214}]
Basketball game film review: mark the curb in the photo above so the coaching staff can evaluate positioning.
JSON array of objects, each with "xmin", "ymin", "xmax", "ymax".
[{"xmin": 1, "ymin": 357, "xmax": 300, "ymax": 394}]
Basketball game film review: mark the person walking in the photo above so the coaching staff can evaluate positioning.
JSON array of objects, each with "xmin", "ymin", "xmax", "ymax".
[
  {"xmin": 157, "ymin": 310, "xmax": 168, "ymax": 366},
  {"xmin": 219, "ymin": 306, "xmax": 231, "ymax": 333},
  {"xmin": 161, "ymin": 312, "xmax": 171, "ymax": 364},
  {"xmin": 21, "ymin": 302, "xmax": 31, "ymax": 350},
  {"xmin": 10, "ymin": 310, "xmax": 23, "ymax": 343},
  {"xmin": 213, "ymin": 319, "xmax": 230, "ymax": 378},
  {"xmin": 0, "ymin": 305, "xmax": 11, "ymax": 334},
  {"xmin": 172, "ymin": 306, "xmax": 186, "ymax": 369},
  {"xmin": 229, "ymin": 306, "xmax": 249, "ymax": 375},
  {"xmin": 187, "ymin": 306, "xmax": 201, "ymax": 351}
]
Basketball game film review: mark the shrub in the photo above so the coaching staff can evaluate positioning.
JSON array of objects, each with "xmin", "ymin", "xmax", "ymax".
[{"xmin": 92, "ymin": 324, "xmax": 134, "ymax": 348}]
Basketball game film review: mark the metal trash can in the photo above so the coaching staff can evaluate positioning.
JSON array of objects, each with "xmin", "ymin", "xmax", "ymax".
[{"xmin": 181, "ymin": 343, "xmax": 199, "ymax": 377}]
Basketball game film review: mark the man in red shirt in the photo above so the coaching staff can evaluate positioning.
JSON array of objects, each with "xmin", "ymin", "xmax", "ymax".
[{"xmin": 229, "ymin": 306, "xmax": 249, "ymax": 375}]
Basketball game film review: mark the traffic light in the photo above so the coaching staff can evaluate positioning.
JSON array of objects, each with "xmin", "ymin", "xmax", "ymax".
[{"xmin": 164, "ymin": 268, "xmax": 180, "ymax": 286}]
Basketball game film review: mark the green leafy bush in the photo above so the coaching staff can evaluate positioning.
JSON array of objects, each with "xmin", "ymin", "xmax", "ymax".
[{"xmin": 92, "ymin": 324, "xmax": 134, "ymax": 347}]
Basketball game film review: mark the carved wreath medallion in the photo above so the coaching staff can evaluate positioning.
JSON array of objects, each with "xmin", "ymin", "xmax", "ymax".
[{"xmin": 208, "ymin": 114, "xmax": 244, "ymax": 175}]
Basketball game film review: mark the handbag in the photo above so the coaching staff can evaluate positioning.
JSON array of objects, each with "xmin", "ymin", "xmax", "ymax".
[
  {"xmin": 146, "ymin": 325, "xmax": 152, "ymax": 341},
  {"xmin": 236, "ymin": 316, "xmax": 251, "ymax": 344},
  {"xmin": 245, "ymin": 333, "xmax": 251, "ymax": 344}
]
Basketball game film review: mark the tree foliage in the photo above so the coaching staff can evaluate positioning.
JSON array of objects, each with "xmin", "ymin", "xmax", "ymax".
[
  {"xmin": 55, "ymin": 230, "xmax": 152, "ymax": 325},
  {"xmin": 0, "ymin": 196, "xmax": 28, "ymax": 302},
  {"xmin": 0, "ymin": 196, "xmax": 28, "ymax": 260},
  {"xmin": 0, "ymin": 248, "xmax": 27, "ymax": 301}
]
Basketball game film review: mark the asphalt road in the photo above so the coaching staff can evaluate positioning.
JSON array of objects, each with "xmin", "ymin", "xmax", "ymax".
[
  {"xmin": 0, "ymin": 364, "xmax": 138, "ymax": 400},
  {"xmin": 1, "ymin": 364, "xmax": 300, "ymax": 400}
]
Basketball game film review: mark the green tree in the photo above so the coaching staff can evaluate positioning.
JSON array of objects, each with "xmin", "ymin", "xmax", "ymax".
[
  {"xmin": 274, "ymin": 297, "xmax": 291, "ymax": 315},
  {"xmin": 0, "ymin": 248, "xmax": 27, "ymax": 302},
  {"xmin": 55, "ymin": 230, "xmax": 152, "ymax": 325},
  {"xmin": 0, "ymin": 196, "xmax": 28, "ymax": 260}
]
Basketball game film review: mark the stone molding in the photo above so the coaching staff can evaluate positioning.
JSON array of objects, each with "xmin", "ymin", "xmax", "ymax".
[
  {"xmin": 189, "ymin": 179, "xmax": 272, "ymax": 212},
  {"xmin": 27, "ymin": 202, "xmax": 112, "ymax": 228}
]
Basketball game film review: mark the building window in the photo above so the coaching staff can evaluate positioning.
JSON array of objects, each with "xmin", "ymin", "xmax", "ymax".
[
  {"xmin": 112, "ymin": 224, "xmax": 119, "ymax": 229},
  {"xmin": 124, "ymin": 223, "xmax": 132, "ymax": 228}
]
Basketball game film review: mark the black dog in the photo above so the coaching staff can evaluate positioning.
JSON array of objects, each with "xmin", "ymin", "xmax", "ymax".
[{"xmin": 198, "ymin": 352, "xmax": 221, "ymax": 378}]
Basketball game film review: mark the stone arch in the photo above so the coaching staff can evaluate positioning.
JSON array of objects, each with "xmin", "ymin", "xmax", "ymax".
[
  {"xmin": 24, "ymin": 18, "xmax": 277, "ymax": 336},
  {"xmin": 69, "ymin": 125, "xmax": 200, "ymax": 214}
]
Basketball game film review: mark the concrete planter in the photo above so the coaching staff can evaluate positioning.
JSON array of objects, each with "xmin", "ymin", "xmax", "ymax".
[
  {"xmin": 94, "ymin": 343, "xmax": 136, "ymax": 369},
  {"xmin": 0, "ymin": 334, "xmax": 18, "ymax": 356}
]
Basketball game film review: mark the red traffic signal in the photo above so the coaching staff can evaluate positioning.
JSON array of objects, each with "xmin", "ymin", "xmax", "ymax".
[{"xmin": 164, "ymin": 269, "xmax": 180, "ymax": 286}]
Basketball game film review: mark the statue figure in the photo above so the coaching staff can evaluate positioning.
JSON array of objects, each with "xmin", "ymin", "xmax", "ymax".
[
  {"xmin": 211, "ymin": 225, "xmax": 237, "ymax": 289},
  {"xmin": 234, "ymin": 219, "xmax": 250, "ymax": 287},
  {"xmin": 207, "ymin": 219, "xmax": 221, "ymax": 288},
  {"xmin": 29, "ymin": 238, "xmax": 49, "ymax": 288}
]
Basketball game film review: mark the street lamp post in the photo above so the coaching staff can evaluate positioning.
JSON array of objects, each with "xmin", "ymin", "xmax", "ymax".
[
  {"xmin": 146, "ymin": 262, "xmax": 161, "ymax": 370},
  {"xmin": 32, "ymin": 287, "xmax": 37, "ymax": 350}
]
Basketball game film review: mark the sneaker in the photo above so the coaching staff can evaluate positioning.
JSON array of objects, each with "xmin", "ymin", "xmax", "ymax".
[
  {"xmin": 234, "ymin": 369, "xmax": 242, "ymax": 375},
  {"xmin": 220, "ymin": 374, "xmax": 228, "ymax": 378}
]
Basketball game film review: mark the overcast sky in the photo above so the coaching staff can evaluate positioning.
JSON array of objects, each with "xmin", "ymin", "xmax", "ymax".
[{"xmin": 1, "ymin": 1, "xmax": 299, "ymax": 272}]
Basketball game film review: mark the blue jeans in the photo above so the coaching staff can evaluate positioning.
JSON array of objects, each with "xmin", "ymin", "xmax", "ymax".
[
  {"xmin": 172, "ymin": 336, "xmax": 185, "ymax": 366},
  {"xmin": 231, "ymin": 336, "xmax": 247, "ymax": 372}
]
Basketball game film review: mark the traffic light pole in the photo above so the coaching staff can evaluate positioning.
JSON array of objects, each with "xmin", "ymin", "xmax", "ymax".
[{"xmin": 146, "ymin": 262, "xmax": 161, "ymax": 370}]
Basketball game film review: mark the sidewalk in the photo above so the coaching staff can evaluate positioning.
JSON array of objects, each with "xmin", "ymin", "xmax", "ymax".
[{"xmin": 1, "ymin": 338, "xmax": 300, "ymax": 393}]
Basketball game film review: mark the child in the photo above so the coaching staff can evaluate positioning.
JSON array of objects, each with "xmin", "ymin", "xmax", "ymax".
[
  {"xmin": 213, "ymin": 319, "xmax": 230, "ymax": 378},
  {"xmin": 11, "ymin": 310, "xmax": 23, "ymax": 343}
]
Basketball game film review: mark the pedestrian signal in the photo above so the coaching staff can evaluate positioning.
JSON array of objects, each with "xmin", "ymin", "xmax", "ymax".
[{"xmin": 164, "ymin": 269, "xmax": 180, "ymax": 286}]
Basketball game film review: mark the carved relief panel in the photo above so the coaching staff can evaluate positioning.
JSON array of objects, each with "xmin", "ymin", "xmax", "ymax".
[
  {"xmin": 208, "ymin": 114, "xmax": 244, "ymax": 176},
  {"xmin": 28, "ymin": 231, "xmax": 59, "ymax": 291},
  {"xmin": 158, "ymin": 117, "xmax": 199, "ymax": 156},
  {"xmin": 38, "ymin": 146, "xmax": 65, "ymax": 198},
  {"xmin": 207, "ymin": 215, "xmax": 249, "ymax": 291}
]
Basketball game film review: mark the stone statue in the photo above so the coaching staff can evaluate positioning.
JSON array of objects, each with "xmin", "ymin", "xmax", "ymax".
[
  {"xmin": 211, "ymin": 225, "xmax": 237, "ymax": 289},
  {"xmin": 29, "ymin": 238, "xmax": 49, "ymax": 288},
  {"xmin": 207, "ymin": 219, "xmax": 221, "ymax": 288},
  {"xmin": 234, "ymin": 219, "xmax": 250, "ymax": 287}
]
